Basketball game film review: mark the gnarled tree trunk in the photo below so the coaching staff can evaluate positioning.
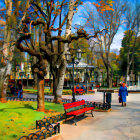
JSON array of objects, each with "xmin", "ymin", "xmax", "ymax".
[{"xmin": 37, "ymin": 76, "xmax": 45, "ymax": 112}]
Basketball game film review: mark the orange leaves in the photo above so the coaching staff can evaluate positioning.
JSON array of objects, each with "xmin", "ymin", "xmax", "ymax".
[
  {"xmin": 0, "ymin": 8, "xmax": 6, "ymax": 11},
  {"xmin": 92, "ymin": 0, "xmax": 114, "ymax": 13},
  {"xmin": 0, "ymin": 20, "xmax": 5, "ymax": 25},
  {"xmin": 76, "ymin": 8, "xmax": 78, "ymax": 11},
  {"xmin": 95, "ymin": 4, "xmax": 100, "ymax": 8},
  {"xmin": 0, "ymin": 98, "xmax": 7, "ymax": 103}
]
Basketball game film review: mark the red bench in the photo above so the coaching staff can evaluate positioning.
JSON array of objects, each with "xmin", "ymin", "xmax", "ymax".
[
  {"xmin": 63, "ymin": 100, "xmax": 94, "ymax": 125},
  {"xmin": 74, "ymin": 88, "xmax": 85, "ymax": 95}
]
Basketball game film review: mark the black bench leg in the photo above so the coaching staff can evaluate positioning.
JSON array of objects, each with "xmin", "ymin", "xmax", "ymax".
[
  {"xmin": 91, "ymin": 110, "xmax": 94, "ymax": 117},
  {"xmin": 73, "ymin": 116, "xmax": 77, "ymax": 125}
]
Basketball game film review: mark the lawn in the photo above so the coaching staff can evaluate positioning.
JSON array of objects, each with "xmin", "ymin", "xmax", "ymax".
[
  {"xmin": 0, "ymin": 101, "xmax": 64, "ymax": 140},
  {"xmin": 23, "ymin": 88, "xmax": 72, "ymax": 95}
]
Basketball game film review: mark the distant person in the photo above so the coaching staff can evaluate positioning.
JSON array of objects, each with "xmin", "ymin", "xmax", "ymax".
[
  {"xmin": 81, "ymin": 85, "xmax": 86, "ymax": 92},
  {"xmin": 119, "ymin": 83, "xmax": 128, "ymax": 106},
  {"xmin": 10, "ymin": 83, "xmax": 14, "ymax": 96},
  {"xmin": 76, "ymin": 84, "xmax": 80, "ymax": 89},
  {"xmin": 10, "ymin": 83, "xmax": 16, "ymax": 96},
  {"xmin": 18, "ymin": 81, "xmax": 23, "ymax": 99}
]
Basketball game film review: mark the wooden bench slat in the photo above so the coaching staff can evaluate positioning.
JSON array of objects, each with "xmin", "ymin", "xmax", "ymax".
[{"xmin": 64, "ymin": 100, "xmax": 85, "ymax": 110}]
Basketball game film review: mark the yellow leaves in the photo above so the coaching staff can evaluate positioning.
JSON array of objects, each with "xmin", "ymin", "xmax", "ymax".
[{"xmin": 26, "ymin": 0, "xmax": 30, "ymax": 9}]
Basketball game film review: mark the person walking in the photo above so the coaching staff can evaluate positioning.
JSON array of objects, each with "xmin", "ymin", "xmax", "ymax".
[
  {"xmin": 119, "ymin": 83, "xmax": 128, "ymax": 106},
  {"xmin": 17, "ymin": 81, "xmax": 23, "ymax": 100},
  {"xmin": 10, "ymin": 83, "xmax": 16, "ymax": 96},
  {"xmin": 81, "ymin": 85, "xmax": 86, "ymax": 93}
]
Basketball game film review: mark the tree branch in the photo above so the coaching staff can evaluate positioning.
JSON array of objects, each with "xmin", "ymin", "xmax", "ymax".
[
  {"xmin": 31, "ymin": 2, "xmax": 48, "ymax": 22},
  {"xmin": 17, "ymin": 33, "xmax": 42, "ymax": 60}
]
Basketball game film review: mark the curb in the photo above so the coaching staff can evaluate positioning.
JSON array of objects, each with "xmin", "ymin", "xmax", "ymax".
[
  {"xmin": 93, "ymin": 108, "xmax": 112, "ymax": 112},
  {"xmin": 46, "ymin": 134, "xmax": 62, "ymax": 140}
]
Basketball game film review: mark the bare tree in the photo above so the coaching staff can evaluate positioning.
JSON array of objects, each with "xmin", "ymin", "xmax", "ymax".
[
  {"xmin": 83, "ymin": 0, "xmax": 127, "ymax": 88},
  {"xmin": 16, "ymin": 0, "xmax": 103, "ymax": 109}
]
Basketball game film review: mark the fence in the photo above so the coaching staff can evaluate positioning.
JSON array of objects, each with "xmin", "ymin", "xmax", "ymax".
[
  {"xmin": 6, "ymin": 97, "xmax": 111, "ymax": 110},
  {"xmin": 18, "ymin": 123, "xmax": 60, "ymax": 140}
]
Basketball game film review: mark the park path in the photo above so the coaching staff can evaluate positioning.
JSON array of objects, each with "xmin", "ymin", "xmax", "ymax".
[
  {"xmin": 23, "ymin": 92, "xmax": 104, "ymax": 102},
  {"xmin": 59, "ymin": 93, "xmax": 140, "ymax": 140}
]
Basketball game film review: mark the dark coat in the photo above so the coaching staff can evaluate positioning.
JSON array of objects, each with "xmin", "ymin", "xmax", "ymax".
[{"xmin": 119, "ymin": 86, "xmax": 128, "ymax": 102}]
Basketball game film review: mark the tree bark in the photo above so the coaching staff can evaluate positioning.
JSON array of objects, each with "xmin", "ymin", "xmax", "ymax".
[
  {"xmin": 0, "ymin": 0, "xmax": 30, "ymax": 102},
  {"xmin": 32, "ymin": 57, "xmax": 38, "ymax": 89},
  {"xmin": 52, "ymin": 0, "xmax": 75, "ymax": 103},
  {"xmin": 37, "ymin": 76, "xmax": 45, "ymax": 112},
  {"xmin": 0, "ymin": 0, "xmax": 12, "ymax": 102},
  {"xmin": 53, "ymin": 74, "xmax": 59, "ymax": 103},
  {"xmin": 54, "ymin": 61, "xmax": 66, "ymax": 103},
  {"xmin": 0, "ymin": 63, "xmax": 12, "ymax": 102}
]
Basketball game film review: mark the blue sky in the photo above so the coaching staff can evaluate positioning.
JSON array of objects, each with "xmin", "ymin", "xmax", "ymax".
[
  {"xmin": 0, "ymin": 0, "xmax": 136, "ymax": 51},
  {"xmin": 72, "ymin": 0, "xmax": 138, "ymax": 51},
  {"xmin": 70, "ymin": 1, "xmax": 123, "ymax": 51}
]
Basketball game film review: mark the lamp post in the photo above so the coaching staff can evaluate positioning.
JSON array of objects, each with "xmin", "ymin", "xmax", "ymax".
[{"xmin": 65, "ymin": 48, "xmax": 82, "ymax": 102}]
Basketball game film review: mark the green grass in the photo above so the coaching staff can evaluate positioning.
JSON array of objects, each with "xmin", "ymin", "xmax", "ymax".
[
  {"xmin": 0, "ymin": 101, "xmax": 64, "ymax": 140},
  {"xmin": 23, "ymin": 88, "xmax": 72, "ymax": 95}
]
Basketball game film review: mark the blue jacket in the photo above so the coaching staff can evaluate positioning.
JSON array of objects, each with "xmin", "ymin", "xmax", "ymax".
[{"xmin": 119, "ymin": 86, "xmax": 128, "ymax": 102}]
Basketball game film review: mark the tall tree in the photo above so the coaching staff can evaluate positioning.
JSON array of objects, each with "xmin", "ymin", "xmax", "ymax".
[
  {"xmin": 121, "ymin": 32, "xmax": 140, "ymax": 82},
  {"xmin": 16, "ymin": 0, "xmax": 85, "ymax": 110},
  {"xmin": 16, "ymin": 0, "xmax": 104, "ymax": 108},
  {"xmin": 0, "ymin": 0, "xmax": 14, "ymax": 102},
  {"xmin": 0, "ymin": 0, "xmax": 30, "ymax": 102},
  {"xmin": 122, "ymin": 0, "xmax": 140, "ymax": 83},
  {"xmin": 83, "ymin": 0, "xmax": 127, "ymax": 88}
]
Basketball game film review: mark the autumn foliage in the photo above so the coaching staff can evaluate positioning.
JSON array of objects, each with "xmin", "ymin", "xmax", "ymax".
[{"xmin": 93, "ymin": 0, "xmax": 114, "ymax": 13}]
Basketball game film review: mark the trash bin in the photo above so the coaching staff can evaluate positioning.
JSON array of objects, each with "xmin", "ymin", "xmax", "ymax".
[{"xmin": 106, "ymin": 92, "xmax": 112, "ymax": 103}]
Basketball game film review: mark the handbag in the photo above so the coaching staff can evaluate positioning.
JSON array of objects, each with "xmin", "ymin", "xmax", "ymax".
[{"xmin": 119, "ymin": 96, "xmax": 122, "ymax": 103}]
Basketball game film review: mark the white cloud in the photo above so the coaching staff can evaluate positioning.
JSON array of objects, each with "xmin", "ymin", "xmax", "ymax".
[{"xmin": 111, "ymin": 27, "xmax": 125, "ymax": 51}]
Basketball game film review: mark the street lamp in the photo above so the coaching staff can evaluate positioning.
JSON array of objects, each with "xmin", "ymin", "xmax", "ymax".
[{"xmin": 65, "ymin": 48, "xmax": 82, "ymax": 102}]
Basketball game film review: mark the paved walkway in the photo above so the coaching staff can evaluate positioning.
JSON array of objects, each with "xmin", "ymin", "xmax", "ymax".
[
  {"xmin": 60, "ymin": 93, "xmax": 140, "ymax": 140},
  {"xmin": 23, "ymin": 92, "xmax": 104, "ymax": 102}
]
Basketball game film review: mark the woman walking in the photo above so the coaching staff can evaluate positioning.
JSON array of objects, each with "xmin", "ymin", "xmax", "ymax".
[{"xmin": 119, "ymin": 83, "xmax": 128, "ymax": 106}]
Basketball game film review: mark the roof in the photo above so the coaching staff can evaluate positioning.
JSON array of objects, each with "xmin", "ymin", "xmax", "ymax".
[{"xmin": 67, "ymin": 62, "xmax": 96, "ymax": 69}]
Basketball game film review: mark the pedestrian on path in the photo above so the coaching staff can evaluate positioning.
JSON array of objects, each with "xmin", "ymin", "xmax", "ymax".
[
  {"xmin": 81, "ymin": 85, "xmax": 86, "ymax": 93},
  {"xmin": 17, "ymin": 81, "xmax": 23, "ymax": 100},
  {"xmin": 119, "ymin": 83, "xmax": 128, "ymax": 106}
]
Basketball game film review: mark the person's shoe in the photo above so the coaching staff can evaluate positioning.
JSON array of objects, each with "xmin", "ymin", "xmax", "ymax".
[
  {"xmin": 122, "ymin": 102, "xmax": 124, "ymax": 106},
  {"xmin": 124, "ymin": 103, "xmax": 126, "ymax": 106}
]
